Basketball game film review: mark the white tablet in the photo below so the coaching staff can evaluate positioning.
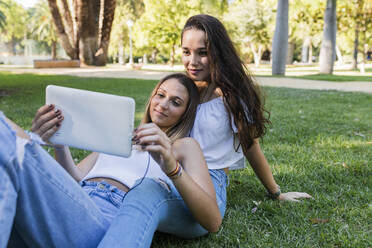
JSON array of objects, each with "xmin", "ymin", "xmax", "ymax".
[{"xmin": 46, "ymin": 85, "xmax": 135, "ymax": 157}]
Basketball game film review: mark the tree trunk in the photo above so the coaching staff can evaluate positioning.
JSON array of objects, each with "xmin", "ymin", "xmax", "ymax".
[
  {"xmin": 51, "ymin": 40, "xmax": 57, "ymax": 60},
  {"xmin": 301, "ymin": 36, "xmax": 311, "ymax": 63},
  {"xmin": 335, "ymin": 45, "xmax": 343, "ymax": 64},
  {"xmin": 272, "ymin": 0, "xmax": 289, "ymax": 75},
  {"xmin": 308, "ymin": 43, "xmax": 313, "ymax": 64},
  {"xmin": 286, "ymin": 41, "xmax": 294, "ymax": 64},
  {"xmin": 352, "ymin": 24, "xmax": 359, "ymax": 70},
  {"xmin": 76, "ymin": 0, "xmax": 100, "ymax": 65},
  {"xmin": 319, "ymin": 0, "xmax": 337, "ymax": 74},
  {"xmin": 170, "ymin": 43, "xmax": 175, "ymax": 67},
  {"xmin": 95, "ymin": 0, "xmax": 116, "ymax": 66},
  {"xmin": 47, "ymin": 0, "xmax": 77, "ymax": 59},
  {"xmin": 250, "ymin": 43, "xmax": 262, "ymax": 67},
  {"xmin": 60, "ymin": 0, "xmax": 75, "ymax": 47}
]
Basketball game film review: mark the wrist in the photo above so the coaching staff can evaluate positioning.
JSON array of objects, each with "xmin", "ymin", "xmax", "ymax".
[
  {"xmin": 267, "ymin": 185, "xmax": 281, "ymax": 200},
  {"xmin": 166, "ymin": 162, "xmax": 183, "ymax": 180}
]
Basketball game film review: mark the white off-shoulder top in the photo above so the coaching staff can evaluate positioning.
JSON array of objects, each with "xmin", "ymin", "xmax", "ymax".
[{"xmin": 190, "ymin": 97, "xmax": 246, "ymax": 170}]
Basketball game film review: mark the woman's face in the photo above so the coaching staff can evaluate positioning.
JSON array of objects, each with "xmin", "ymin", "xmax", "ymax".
[
  {"xmin": 182, "ymin": 29, "xmax": 210, "ymax": 82},
  {"xmin": 150, "ymin": 78, "xmax": 189, "ymax": 130}
]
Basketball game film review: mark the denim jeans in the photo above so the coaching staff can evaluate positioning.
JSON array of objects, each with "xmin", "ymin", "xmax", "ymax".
[
  {"xmin": 0, "ymin": 112, "xmax": 227, "ymax": 248},
  {"xmin": 98, "ymin": 169, "xmax": 227, "ymax": 248},
  {"xmin": 0, "ymin": 112, "xmax": 110, "ymax": 248}
]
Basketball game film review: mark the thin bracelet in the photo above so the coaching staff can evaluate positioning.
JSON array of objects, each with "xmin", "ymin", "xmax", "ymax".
[
  {"xmin": 267, "ymin": 185, "xmax": 281, "ymax": 199},
  {"xmin": 166, "ymin": 162, "xmax": 183, "ymax": 180}
]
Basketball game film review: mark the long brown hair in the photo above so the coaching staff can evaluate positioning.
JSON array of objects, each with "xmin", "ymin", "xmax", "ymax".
[
  {"xmin": 181, "ymin": 14, "xmax": 270, "ymax": 154},
  {"xmin": 142, "ymin": 73, "xmax": 199, "ymax": 142}
]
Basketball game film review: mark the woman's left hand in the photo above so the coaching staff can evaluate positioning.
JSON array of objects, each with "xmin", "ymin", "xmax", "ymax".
[
  {"xmin": 278, "ymin": 192, "xmax": 312, "ymax": 202},
  {"xmin": 133, "ymin": 123, "xmax": 177, "ymax": 174}
]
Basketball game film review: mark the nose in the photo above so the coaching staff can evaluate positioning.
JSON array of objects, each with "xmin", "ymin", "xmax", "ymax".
[
  {"xmin": 190, "ymin": 52, "xmax": 199, "ymax": 66},
  {"xmin": 158, "ymin": 98, "xmax": 169, "ymax": 109}
]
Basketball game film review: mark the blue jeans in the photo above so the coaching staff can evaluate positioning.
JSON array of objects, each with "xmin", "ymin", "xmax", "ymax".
[
  {"xmin": 0, "ymin": 112, "xmax": 227, "ymax": 247},
  {"xmin": 0, "ymin": 112, "xmax": 112, "ymax": 248},
  {"xmin": 98, "ymin": 170, "xmax": 227, "ymax": 247}
]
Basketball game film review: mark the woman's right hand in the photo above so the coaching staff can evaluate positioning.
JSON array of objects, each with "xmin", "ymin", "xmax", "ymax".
[{"xmin": 31, "ymin": 104, "xmax": 64, "ymax": 143}]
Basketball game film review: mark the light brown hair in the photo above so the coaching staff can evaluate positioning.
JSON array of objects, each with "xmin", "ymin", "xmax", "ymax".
[{"xmin": 142, "ymin": 73, "xmax": 199, "ymax": 142}]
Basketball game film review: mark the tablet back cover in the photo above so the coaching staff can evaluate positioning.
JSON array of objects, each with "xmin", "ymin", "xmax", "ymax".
[{"xmin": 46, "ymin": 85, "xmax": 135, "ymax": 157}]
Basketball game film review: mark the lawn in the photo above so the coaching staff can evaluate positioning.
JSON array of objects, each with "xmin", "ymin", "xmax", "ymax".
[{"xmin": 0, "ymin": 72, "xmax": 371, "ymax": 247}]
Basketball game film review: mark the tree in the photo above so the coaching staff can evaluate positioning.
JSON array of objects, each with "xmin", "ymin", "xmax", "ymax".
[
  {"xmin": 109, "ymin": 0, "xmax": 144, "ymax": 64},
  {"xmin": 135, "ymin": 0, "xmax": 200, "ymax": 66},
  {"xmin": 224, "ymin": 0, "xmax": 275, "ymax": 67},
  {"xmin": 0, "ymin": 0, "xmax": 27, "ymax": 55},
  {"xmin": 319, "ymin": 0, "xmax": 337, "ymax": 74},
  {"xmin": 47, "ymin": 0, "xmax": 117, "ymax": 66},
  {"xmin": 0, "ymin": 0, "xmax": 6, "ymax": 29},
  {"xmin": 272, "ymin": 0, "xmax": 289, "ymax": 75},
  {"xmin": 290, "ymin": 0, "xmax": 324, "ymax": 64},
  {"xmin": 30, "ymin": 0, "xmax": 58, "ymax": 59}
]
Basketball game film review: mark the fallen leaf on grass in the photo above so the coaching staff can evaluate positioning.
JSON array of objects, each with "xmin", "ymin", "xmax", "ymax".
[
  {"xmin": 251, "ymin": 207, "xmax": 258, "ymax": 214},
  {"xmin": 367, "ymin": 142, "xmax": 372, "ymax": 144},
  {"xmin": 310, "ymin": 218, "xmax": 330, "ymax": 224},
  {"xmin": 342, "ymin": 162, "xmax": 348, "ymax": 168}
]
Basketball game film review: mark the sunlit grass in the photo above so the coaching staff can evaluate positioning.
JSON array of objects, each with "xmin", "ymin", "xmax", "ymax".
[{"xmin": 0, "ymin": 72, "xmax": 371, "ymax": 247}]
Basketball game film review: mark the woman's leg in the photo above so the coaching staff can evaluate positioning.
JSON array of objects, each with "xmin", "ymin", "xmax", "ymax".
[
  {"xmin": 0, "ymin": 113, "xmax": 109, "ymax": 248},
  {"xmin": 98, "ymin": 170, "xmax": 227, "ymax": 248}
]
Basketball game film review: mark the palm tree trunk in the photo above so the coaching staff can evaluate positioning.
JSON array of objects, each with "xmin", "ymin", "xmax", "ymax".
[
  {"xmin": 60, "ymin": 0, "xmax": 75, "ymax": 47},
  {"xmin": 319, "ymin": 0, "xmax": 337, "ymax": 74},
  {"xmin": 47, "ymin": 0, "xmax": 77, "ymax": 59},
  {"xmin": 94, "ymin": 0, "xmax": 116, "ymax": 66},
  {"xmin": 272, "ymin": 0, "xmax": 289, "ymax": 75},
  {"xmin": 76, "ymin": 0, "xmax": 100, "ymax": 65}
]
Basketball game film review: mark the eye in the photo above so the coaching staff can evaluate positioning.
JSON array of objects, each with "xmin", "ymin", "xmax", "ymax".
[
  {"xmin": 199, "ymin": 50, "xmax": 208, "ymax": 56},
  {"xmin": 156, "ymin": 92, "xmax": 165, "ymax": 98},
  {"xmin": 172, "ymin": 100, "xmax": 181, "ymax": 107},
  {"xmin": 182, "ymin": 50, "xmax": 190, "ymax": 55}
]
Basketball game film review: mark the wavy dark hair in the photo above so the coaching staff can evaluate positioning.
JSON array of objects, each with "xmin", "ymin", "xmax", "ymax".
[
  {"xmin": 142, "ymin": 73, "xmax": 199, "ymax": 142},
  {"xmin": 181, "ymin": 14, "xmax": 270, "ymax": 153}
]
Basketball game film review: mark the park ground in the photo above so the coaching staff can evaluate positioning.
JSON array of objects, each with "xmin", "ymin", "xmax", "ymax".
[
  {"xmin": 0, "ymin": 66, "xmax": 371, "ymax": 247},
  {"xmin": 1, "ymin": 63, "xmax": 372, "ymax": 94}
]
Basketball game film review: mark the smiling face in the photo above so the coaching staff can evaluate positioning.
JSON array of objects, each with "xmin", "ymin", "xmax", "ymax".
[
  {"xmin": 181, "ymin": 29, "xmax": 210, "ymax": 82},
  {"xmin": 149, "ymin": 78, "xmax": 189, "ymax": 130}
]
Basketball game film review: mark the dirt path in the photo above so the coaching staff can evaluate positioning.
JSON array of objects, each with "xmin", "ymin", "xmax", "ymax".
[{"xmin": 1, "ymin": 66, "xmax": 371, "ymax": 94}]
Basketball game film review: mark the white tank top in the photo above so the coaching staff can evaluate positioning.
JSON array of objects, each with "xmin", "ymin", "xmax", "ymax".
[
  {"xmin": 190, "ymin": 97, "xmax": 245, "ymax": 170},
  {"xmin": 83, "ymin": 149, "xmax": 171, "ymax": 188}
]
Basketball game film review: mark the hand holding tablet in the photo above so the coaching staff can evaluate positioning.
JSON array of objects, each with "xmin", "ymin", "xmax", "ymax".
[{"xmin": 46, "ymin": 85, "xmax": 135, "ymax": 157}]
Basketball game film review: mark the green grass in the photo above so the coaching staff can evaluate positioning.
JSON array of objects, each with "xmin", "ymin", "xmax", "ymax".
[
  {"xmin": 253, "ymin": 74, "xmax": 372, "ymax": 82},
  {"xmin": 290, "ymin": 74, "xmax": 372, "ymax": 82},
  {"xmin": 1, "ymin": 72, "xmax": 371, "ymax": 247}
]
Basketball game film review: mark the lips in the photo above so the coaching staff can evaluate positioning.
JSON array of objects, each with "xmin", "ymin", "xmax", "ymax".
[
  {"xmin": 188, "ymin": 68, "xmax": 202, "ymax": 75},
  {"xmin": 154, "ymin": 109, "xmax": 168, "ymax": 117}
]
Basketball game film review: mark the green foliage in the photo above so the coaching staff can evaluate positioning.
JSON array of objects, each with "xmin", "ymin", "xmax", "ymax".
[
  {"xmin": 109, "ymin": 0, "xmax": 145, "ymax": 59},
  {"xmin": 0, "ymin": 72, "xmax": 371, "ymax": 247},
  {"xmin": 0, "ymin": 0, "xmax": 27, "ymax": 52},
  {"xmin": 290, "ymin": 0, "xmax": 324, "ymax": 47},
  {"xmin": 223, "ymin": 0, "xmax": 276, "ymax": 63},
  {"xmin": 338, "ymin": 0, "xmax": 372, "ymax": 57},
  {"xmin": 28, "ymin": 0, "xmax": 57, "ymax": 47},
  {"xmin": 0, "ymin": 0, "xmax": 7, "ymax": 29}
]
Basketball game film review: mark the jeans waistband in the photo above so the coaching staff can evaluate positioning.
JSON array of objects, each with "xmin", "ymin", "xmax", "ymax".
[{"xmin": 80, "ymin": 180, "xmax": 127, "ymax": 198}]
